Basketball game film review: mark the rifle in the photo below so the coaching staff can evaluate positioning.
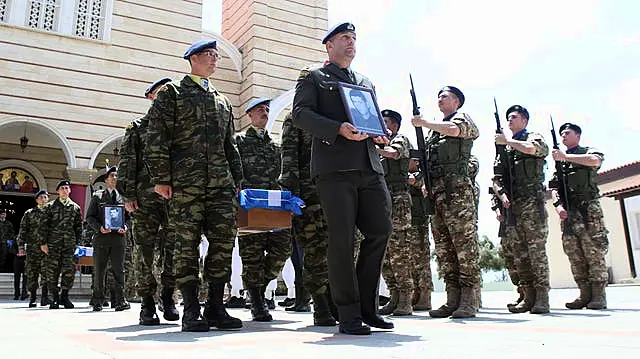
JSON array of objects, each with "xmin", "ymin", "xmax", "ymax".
[
  {"xmin": 549, "ymin": 116, "xmax": 570, "ymax": 210},
  {"xmin": 408, "ymin": 74, "xmax": 435, "ymax": 215},
  {"xmin": 492, "ymin": 98, "xmax": 515, "ymax": 225}
]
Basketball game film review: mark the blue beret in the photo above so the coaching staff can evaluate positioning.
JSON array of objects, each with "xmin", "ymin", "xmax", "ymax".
[
  {"xmin": 144, "ymin": 77, "xmax": 172, "ymax": 97},
  {"xmin": 506, "ymin": 105, "xmax": 529, "ymax": 120},
  {"xmin": 245, "ymin": 97, "xmax": 271, "ymax": 113},
  {"xmin": 35, "ymin": 190, "xmax": 48, "ymax": 199},
  {"xmin": 381, "ymin": 109, "xmax": 402, "ymax": 125},
  {"xmin": 106, "ymin": 166, "xmax": 118, "ymax": 176},
  {"xmin": 56, "ymin": 179, "xmax": 71, "ymax": 190},
  {"xmin": 559, "ymin": 122, "xmax": 582, "ymax": 135},
  {"xmin": 322, "ymin": 22, "xmax": 356, "ymax": 44},
  {"xmin": 183, "ymin": 39, "xmax": 217, "ymax": 59},
  {"xmin": 438, "ymin": 86, "xmax": 465, "ymax": 108}
]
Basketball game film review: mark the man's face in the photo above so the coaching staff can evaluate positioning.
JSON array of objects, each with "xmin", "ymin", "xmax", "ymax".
[
  {"xmin": 36, "ymin": 194, "xmax": 49, "ymax": 206},
  {"xmin": 190, "ymin": 48, "xmax": 219, "ymax": 77},
  {"xmin": 437, "ymin": 91, "xmax": 459, "ymax": 114},
  {"xmin": 507, "ymin": 112, "xmax": 528, "ymax": 133},
  {"xmin": 105, "ymin": 171, "xmax": 117, "ymax": 189},
  {"xmin": 409, "ymin": 159, "xmax": 419, "ymax": 172},
  {"xmin": 0, "ymin": 212, "xmax": 5, "ymax": 221},
  {"xmin": 327, "ymin": 32, "xmax": 356, "ymax": 60},
  {"xmin": 57, "ymin": 185, "xmax": 71, "ymax": 199},
  {"xmin": 351, "ymin": 95, "xmax": 369, "ymax": 116},
  {"xmin": 384, "ymin": 117, "xmax": 399, "ymax": 134},
  {"xmin": 109, "ymin": 208, "xmax": 118, "ymax": 218},
  {"xmin": 561, "ymin": 129, "xmax": 580, "ymax": 148},
  {"xmin": 248, "ymin": 104, "xmax": 269, "ymax": 129}
]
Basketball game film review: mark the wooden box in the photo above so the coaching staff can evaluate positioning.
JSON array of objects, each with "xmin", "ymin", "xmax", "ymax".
[
  {"xmin": 237, "ymin": 207, "xmax": 292, "ymax": 235},
  {"xmin": 77, "ymin": 256, "xmax": 94, "ymax": 267}
]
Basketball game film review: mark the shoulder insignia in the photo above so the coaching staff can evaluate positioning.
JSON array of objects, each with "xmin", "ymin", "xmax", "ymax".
[
  {"xmin": 125, "ymin": 123, "xmax": 134, "ymax": 130},
  {"xmin": 298, "ymin": 69, "xmax": 311, "ymax": 80}
]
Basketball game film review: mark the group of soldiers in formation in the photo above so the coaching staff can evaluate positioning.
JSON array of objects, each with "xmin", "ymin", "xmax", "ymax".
[{"xmin": 3, "ymin": 21, "xmax": 610, "ymax": 336}]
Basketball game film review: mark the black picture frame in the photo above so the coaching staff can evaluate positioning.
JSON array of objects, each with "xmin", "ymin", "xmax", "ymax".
[
  {"xmin": 338, "ymin": 83, "xmax": 388, "ymax": 137},
  {"xmin": 102, "ymin": 204, "xmax": 125, "ymax": 230}
]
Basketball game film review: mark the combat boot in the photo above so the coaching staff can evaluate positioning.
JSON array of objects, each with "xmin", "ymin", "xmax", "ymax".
[
  {"xmin": 413, "ymin": 289, "xmax": 432, "ymax": 311},
  {"xmin": 49, "ymin": 289, "xmax": 59, "ymax": 309},
  {"xmin": 139, "ymin": 295, "xmax": 160, "ymax": 325},
  {"xmin": 311, "ymin": 291, "xmax": 337, "ymax": 326},
  {"xmin": 180, "ymin": 284, "xmax": 209, "ymax": 332},
  {"xmin": 161, "ymin": 287, "xmax": 180, "ymax": 321},
  {"xmin": 565, "ymin": 282, "xmax": 592, "ymax": 309},
  {"xmin": 429, "ymin": 286, "xmax": 460, "ymax": 318},
  {"xmin": 507, "ymin": 286, "xmax": 525, "ymax": 309},
  {"xmin": 508, "ymin": 286, "xmax": 535, "ymax": 313},
  {"xmin": 393, "ymin": 290, "xmax": 413, "ymax": 316},
  {"xmin": 60, "ymin": 289, "xmax": 74, "ymax": 309},
  {"xmin": 203, "ymin": 282, "xmax": 243, "ymax": 330},
  {"xmin": 586, "ymin": 282, "xmax": 607, "ymax": 310},
  {"xmin": 378, "ymin": 290, "xmax": 398, "ymax": 315},
  {"xmin": 286, "ymin": 285, "xmax": 311, "ymax": 312},
  {"xmin": 530, "ymin": 287, "xmax": 550, "ymax": 314},
  {"xmin": 40, "ymin": 285, "xmax": 49, "ymax": 306},
  {"xmin": 451, "ymin": 286, "xmax": 477, "ymax": 318},
  {"xmin": 29, "ymin": 290, "xmax": 37, "ymax": 308},
  {"xmin": 248, "ymin": 286, "xmax": 272, "ymax": 322}
]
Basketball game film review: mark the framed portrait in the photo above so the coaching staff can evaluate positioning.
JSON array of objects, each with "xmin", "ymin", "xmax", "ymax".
[
  {"xmin": 338, "ymin": 83, "xmax": 388, "ymax": 137},
  {"xmin": 101, "ymin": 204, "xmax": 125, "ymax": 230}
]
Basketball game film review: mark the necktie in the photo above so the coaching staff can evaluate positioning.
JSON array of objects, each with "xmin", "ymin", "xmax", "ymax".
[{"xmin": 111, "ymin": 190, "xmax": 117, "ymax": 203}]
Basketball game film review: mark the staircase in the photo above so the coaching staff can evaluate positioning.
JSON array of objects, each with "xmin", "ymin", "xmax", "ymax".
[{"xmin": 0, "ymin": 272, "xmax": 93, "ymax": 299}]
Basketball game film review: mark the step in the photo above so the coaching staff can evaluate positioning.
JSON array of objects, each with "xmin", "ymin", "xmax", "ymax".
[{"xmin": 0, "ymin": 273, "xmax": 93, "ymax": 299}]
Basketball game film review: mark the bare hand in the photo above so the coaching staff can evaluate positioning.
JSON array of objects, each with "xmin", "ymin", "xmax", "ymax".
[
  {"xmin": 373, "ymin": 136, "xmax": 390, "ymax": 145},
  {"xmin": 100, "ymin": 226, "xmax": 111, "ymax": 234},
  {"xmin": 500, "ymin": 193, "xmax": 510, "ymax": 208},
  {"xmin": 411, "ymin": 115, "xmax": 427, "ymax": 128},
  {"xmin": 421, "ymin": 184, "xmax": 428, "ymax": 198},
  {"xmin": 155, "ymin": 184, "xmax": 173, "ymax": 199},
  {"xmin": 338, "ymin": 123, "xmax": 368, "ymax": 141},
  {"xmin": 125, "ymin": 200, "xmax": 138, "ymax": 212},
  {"xmin": 17, "ymin": 249, "xmax": 25, "ymax": 257},
  {"xmin": 117, "ymin": 226, "xmax": 127, "ymax": 234},
  {"xmin": 495, "ymin": 133, "xmax": 508, "ymax": 145},
  {"xmin": 495, "ymin": 208, "xmax": 503, "ymax": 222},
  {"xmin": 556, "ymin": 205, "xmax": 568, "ymax": 219},
  {"xmin": 40, "ymin": 245, "xmax": 48, "ymax": 255},
  {"xmin": 552, "ymin": 149, "xmax": 566, "ymax": 161}
]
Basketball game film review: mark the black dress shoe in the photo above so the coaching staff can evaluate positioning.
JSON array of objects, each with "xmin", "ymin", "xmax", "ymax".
[
  {"xmin": 92, "ymin": 305, "xmax": 103, "ymax": 312},
  {"xmin": 115, "ymin": 302, "xmax": 131, "ymax": 312},
  {"xmin": 363, "ymin": 315, "xmax": 394, "ymax": 330},
  {"xmin": 338, "ymin": 319, "xmax": 371, "ymax": 335}
]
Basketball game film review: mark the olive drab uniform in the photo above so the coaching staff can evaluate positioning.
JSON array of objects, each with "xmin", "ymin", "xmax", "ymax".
[
  {"xmin": 551, "ymin": 145, "xmax": 609, "ymax": 310},
  {"xmin": 16, "ymin": 205, "xmax": 48, "ymax": 305},
  {"xmin": 0, "ymin": 216, "xmax": 13, "ymax": 271},
  {"xmin": 494, "ymin": 130, "xmax": 550, "ymax": 314},
  {"xmin": 427, "ymin": 111, "xmax": 480, "ymax": 319}
]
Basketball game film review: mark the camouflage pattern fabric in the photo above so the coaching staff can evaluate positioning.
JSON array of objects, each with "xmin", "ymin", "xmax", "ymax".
[
  {"xmin": 123, "ymin": 222, "xmax": 137, "ymax": 300},
  {"xmin": 382, "ymin": 192, "xmax": 414, "ymax": 293},
  {"xmin": 39, "ymin": 198, "xmax": 83, "ymax": 291},
  {"xmin": 408, "ymin": 176, "xmax": 433, "ymax": 292},
  {"xmin": 16, "ymin": 206, "xmax": 46, "ymax": 292},
  {"xmin": 501, "ymin": 225, "xmax": 520, "ymax": 286},
  {"xmin": 562, "ymin": 200, "xmax": 609, "ymax": 284},
  {"xmin": 0, "ymin": 219, "xmax": 14, "ymax": 269}
]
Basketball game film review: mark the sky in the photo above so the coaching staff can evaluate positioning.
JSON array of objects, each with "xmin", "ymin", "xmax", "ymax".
[{"xmin": 203, "ymin": 0, "xmax": 640, "ymax": 241}]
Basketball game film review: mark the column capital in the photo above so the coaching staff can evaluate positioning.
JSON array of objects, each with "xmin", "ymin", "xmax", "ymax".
[{"xmin": 64, "ymin": 167, "xmax": 97, "ymax": 186}]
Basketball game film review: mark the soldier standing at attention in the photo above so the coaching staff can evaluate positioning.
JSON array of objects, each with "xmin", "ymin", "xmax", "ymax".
[
  {"xmin": 279, "ymin": 111, "xmax": 336, "ymax": 326},
  {"xmin": 117, "ymin": 77, "xmax": 180, "ymax": 325},
  {"xmin": 145, "ymin": 39, "xmax": 243, "ymax": 332},
  {"xmin": 377, "ymin": 109, "xmax": 414, "ymax": 316},
  {"xmin": 235, "ymin": 98, "xmax": 291, "ymax": 322},
  {"xmin": 39, "ymin": 180, "xmax": 83, "ymax": 309},
  {"xmin": 16, "ymin": 190, "xmax": 50, "ymax": 307},
  {"xmin": 411, "ymin": 86, "xmax": 480, "ymax": 319},
  {"xmin": 493, "ymin": 105, "xmax": 550, "ymax": 314},
  {"xmin": 0, "ymin": 208, "xmax": 13, "ymax": 272},
  {"xmin": 293, "ymin": 22, "xmax": 394, "ymax": 335},
  {"xmin": 551, "ymin": 123, "xmax": 609, "ymax": 310}
]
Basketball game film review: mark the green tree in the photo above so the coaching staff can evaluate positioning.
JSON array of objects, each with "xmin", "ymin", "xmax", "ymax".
[{"xmin": 478, "ymin": 234, "xmax": 505, "ymax": 272}]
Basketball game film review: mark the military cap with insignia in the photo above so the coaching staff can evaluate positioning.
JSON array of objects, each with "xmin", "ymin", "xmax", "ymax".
[
  {"xmin": 559, "ymin": 122, "xmax": 582, "ymax": 135},
  {"xmin": 245, "ymin": 97, "xmax": 271, "ymax": 113},
  {"xmin": 144, "ymin": 77, "xmax": 172, "ymax": 98},
  {"xmin": 106, "ymin": 166, "xmax": 118, "ymax": 176},
  {"xmin": 183, "ymin": 39, "xmax": 217, "ymax": 59},
  {"xmin": 322, "ymin": 22, "xmax": 356, "ymax": 44},
  {"xmin": 56, "ymin": 179, "xmax": 71, "ymax": 190},
  {"xmin": 506, "ymin": 105, "xmax": 529, "ymax": 120},
  {"xmin": 438, "ymin": 86, "xmax": 465, "ymax": 108},
  {"xmin": 35, "ymin": 189, "xmax": 48, "ymax": 199},
  {"xmin": 381, "ymin": 109, "xmax": 402, "ymax": 125}
]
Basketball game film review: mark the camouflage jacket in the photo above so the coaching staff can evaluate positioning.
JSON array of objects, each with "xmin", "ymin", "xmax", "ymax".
[
  {"xmin": 0, "ymin": 219, "xmax": 14, "ymax": 247},
  {"xmin": 236, "ymin": 126, "xmax": 281, "ymax": 190},
  {"xmin": 39, "ymin": 198, "xmax": 83, "ymax": 246},
  {"xmin": 278, "ymin": 112, "xmax": 318, "ymax": 202},
  {"xmin": 16, "ymin": 206, "xmax": 46, "ymax": 251},
  {"xmin": 145, "ymin": 75, "xmax": 243, "ymax": 190}
]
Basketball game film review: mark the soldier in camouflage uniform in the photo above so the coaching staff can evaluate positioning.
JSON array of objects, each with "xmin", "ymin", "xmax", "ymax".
[
  {"xmin": 145, "ymin": 40, "xmax": 243, "ymax": 332},
  {"xmin": 117, "ymin": 77, "xmax": 180, "ymax": 325},
  {"xmin": 411, "ymin": 86, "xmax": 480, "ymax": 319},
  {"xmin": 278, "ymin": 111, "xmax": 336, "ymax": 326},
  {"xmin": 235, "ymin": 98, "xmax": 291, "ymax": 322},
  {"xmin": 16, "ymin": 190, "xmax": 50, "ymax": 307},
  {"xmin": 493, "ymin": 105, "xmax": 550, "ymax": 314},
  {"xmin": 551, "ymin": 123, "xmax": 609, "ymax": 310},
  {"xmin": 0, "ymin": 208, "xmax": 13, "ymax": 272},
  {"xmin": 39, "ymin": 180, "xmax": 83, "ymax": 309},
  {"xmin": 377, "ymin": 109, "xmax": 414, "ymax": 316},
  {"xmin": 468, "ymin": 154, "xmax": 483, "ymax": 308}
]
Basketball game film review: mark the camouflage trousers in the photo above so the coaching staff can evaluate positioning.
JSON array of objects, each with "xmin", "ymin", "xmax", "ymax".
[
  {"xmin": 500, "ymin": 224, "xmax": 520, "ymax": 286},
  {"xmin": 511, "ymin": 192, "xmax": 550, "ymax": 289},
  {"xmin": 239, "ymin": 230, "xmax": 291, "ymax": 288},
  {"xmin": 292, "ymin": 203, "xmax": 329, "ymax": 295},
  {"xmin": 124, "ymin": 232, "xmax": 137, "ymax": 300},
  {"xmin": 562, "ymin": 200, "xmax": 609, "ymax": 284},
  {"xmin": 170, "ymin": 187, "xmax": 236, "ymax": 288},
  {"xmin": 382, "ymin": 192, "xmax": 414, "ymax": 292},
  {"xmin": 26, "ymin": 249, "xmax": 46, "ymax": 292},
  {"xmin": 407, "ymin": 224, "xmax": 433, "ymax": 292},
  {"xmin": 134, "ymin": 199, "xmax": 175, "ymax": 297},
  {"xmin": 431, "ymin": 180, "xmax": 481, "ymax": 289},
  {"xmin": 43, "ymin": 241, "xmax": 76, "ymax": 291}
]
